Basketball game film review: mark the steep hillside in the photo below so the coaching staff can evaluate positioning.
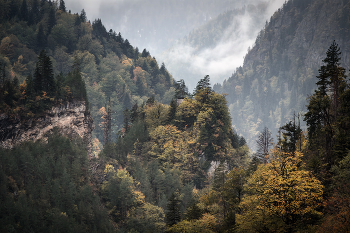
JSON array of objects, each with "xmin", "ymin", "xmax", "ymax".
[
  {"xmin": 160, "ymin": 0, "xmax": 285, "ymax": 90},
  {"xmin": 65, "ymin": 0, "xmax": 271, "ymax": 55},
  {"xmin": 0, "ymin": 0, "xmax": 174, "ymax": 148},
  {"xmin": 214, "ymin": 0, "xmax": 350, "ymax": 148},
  {"xmin": 0, "ymin": 101, "xmax": 93, "ymax": 153}
]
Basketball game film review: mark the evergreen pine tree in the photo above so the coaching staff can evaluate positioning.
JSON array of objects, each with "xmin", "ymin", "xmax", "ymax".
[
  {"xmin": 316, "ymin": 65, "xmax": 330, "ymax": 96},
  {"xmin": 142, "ymin": 60, "xmax": 150, "ymax": 73},
  {"xmin": 165, "ymin": 192, "xmax": 181, "ymax": 227},
  {"xmin": 174, "ymin": 79, "xmax": 188, "ymax": 99},
  {"xmin": 141, "ymin": 49, "xmax": 150, "ymax": 57},
  {"xmin": 185, "ymin": 200, "xmax": 203, "ymax": 220},
  {"xmin": 64, "ymin": 56, "xmax": 87, "ymax": 101},
  {"xmin": 59, "ymin": 0, "xmax": 66, "ymax": 12},
  {"xmin": 166, "ymin": 99, "xmax": 177, "ymax": 124},
  {"xmin": 36, "ymin": 24, "xmax": 47, "ymax": 51},
  {"xmin": 20, "ymin": 0, "xmax": 29, "ymax": 21},
  {"xmin": 31, "ymin": 0, "xmax": 40, "ymax": 24},
  {"xmin": 25, "ymin": 74, "xmax": 35, "ymax": 100},
  {"xmin": 47, "ymin": 6, "xmax": 56, "ymax": 33},
  {"xmin": 279, "ymin": 117, "xmax": 302, "ymax": 156},
  {"xmin": 130, "ymin": 103, "xmax": 139, "ymax": 123},
  {"xmin": 136, "ymin": 76, "xmax": 144, "ymax": 96},
  {"xmin": 160, "ymin": 62, "xmax": 166, "ymax": 74},
  {"xmin": 33, "ymin": 50, "xmax": 55, "ymax": 96},
  {"xmin": 80, "ymin": 9, "xmax": 87, "ymax": 22}
]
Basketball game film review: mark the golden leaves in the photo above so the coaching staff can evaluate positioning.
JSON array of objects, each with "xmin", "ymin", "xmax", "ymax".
[{"xmin": 238, "ymin": 151, "xmax": 324, "ymax": 231}]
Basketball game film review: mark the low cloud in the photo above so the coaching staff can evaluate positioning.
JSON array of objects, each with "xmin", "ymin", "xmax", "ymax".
[
  {"xmin": 160, "ymin": 0, "xmax": 285, "ymax": 90},
  {"xmin": 65, "ymin": 0, "xmax": 285, "ymax": 90}
]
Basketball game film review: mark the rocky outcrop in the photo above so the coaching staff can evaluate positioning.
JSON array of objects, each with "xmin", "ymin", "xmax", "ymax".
[{"xmin": 0, "ymin": 101, "xmax": 94, "ymax": 156}]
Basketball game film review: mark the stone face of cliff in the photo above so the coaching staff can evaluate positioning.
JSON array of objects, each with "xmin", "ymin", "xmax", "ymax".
[{"xmin": 0, "ymin": 101, "xmax": 94, "ymax": 155}]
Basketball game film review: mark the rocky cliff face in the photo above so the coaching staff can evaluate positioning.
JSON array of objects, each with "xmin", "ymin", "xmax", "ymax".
[{"xmin": 0, "ymin": 101, "xmax": 94, "ymax": 155}]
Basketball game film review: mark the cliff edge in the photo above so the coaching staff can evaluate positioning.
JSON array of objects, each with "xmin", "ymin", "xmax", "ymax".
[{"xmin": 0, "ymin": 101, "xmax": 94, "ymax": 156}]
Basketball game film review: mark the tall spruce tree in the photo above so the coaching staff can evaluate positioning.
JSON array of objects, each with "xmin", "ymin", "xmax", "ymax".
[
  {"xmin": 305, "ymin": 41, "xmax": 347, "ymax": 167},
  {"xmin": 20, "ymin": 0, "xmax": 29, "ymax": 21},
  {"xmin": 165, "ymin": 192, "xmax": 181, "ymax": 227},
  {"xmin": 47, "ymin": 6, "xmax": 56, "ymax": 33},
  {"xmin": 174, "ymin": 79, "xmax": 188, "ymax": 99},
  {"xmin": 33, "ymin": 50, "xmax": 56, "ymax": 96},
  {"xmin": 59, "ymin": 0, "xmax": 66, "ymax": 12},
  {"xmin": 36, "ymin": 24, "xmax": 46, "ymax": 51}
]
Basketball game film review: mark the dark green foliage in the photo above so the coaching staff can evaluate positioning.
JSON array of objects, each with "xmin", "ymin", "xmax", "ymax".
[
  {"xmin": 1, "ymin": 76, "xmax": 20, "ymax": 108},
  {"xmin": 0, "ymin": 2, "xmax": 175, "ymax": 142},
  {"xmin": 279, "ymin": 119, "xmax": 302, "ymax": 156},
  {"xmin": 213, "ymin": 162, "xmax": 227, "ymax": 192},
  {"xmin": 316, "ymin": 65, "xmax": 330, "ymax": 96},
  {"xmin": 194, "ymin": 75, "xmax": 211, "ymax": 96},
  {"xmin": 47, "ymin": 6, "xmax": 56, "ymax": 33},
  {"xmin": 59, "ymin": 0, "xmax": 66, "ymax": 12},
  {"xmin": 80, "ymin": 9, "xmax": 87, "ymax": 22},
  {"xmin": 30, "ymin": 0, "xmax": 40, "ymax": 24},
  {"xmin": 246, "ymin": 155, "xmax": 261, "ymax": 176},
  {"xmin": 92, "ymin": 18, "xmax": 108, "ymax": 38},
  {"xmin": 165, "ymin": 192, "xmax": 182, "ymax": 227},
  {"xmin": 304, "ymin": 41, "xmax": 348, "ymax": 169},
  {"xmin": 184, "ymin": 200, "xmax": 203, "ymax": 221},
  {"xmin": 130, "ymin": 103, "xmax": 139, "ymax": 123},
  {"xmin": 166, "ymin": 99, "xmax": 177, "ymax": 124},
  {"xmin": 33, "ymin": 50, "xmax": 56, "ymax": 96},
  {"xmin": 0, "ymin": 49, "xmax": 88, "ymax": 118},
  {"xmin": 36, "ymin": 24, "xmax": 47, "ymax": 51},
  {"xmin": 64, "ymin": 57, "xmax": 87, "ymax": 102},
  {"xmin": 123, "ymin": 108, "xmax": 130, "ymax": 133},
  {"xmin": 239, "ymin": 136, "xmax": 246, "ymax": 147},
  {"xmin": 0, "ymin": 133, "xmax": 114, "ymax": 233},
  {"xmin": 174, "ymin": 79, "xmax": 189, "ymax": 99},
  {"xmin": 136, "ymin": 73, "xmax": 145, "ymax": 96},
  {"xmin": 142, "ymin": 48, "xmax": 150, "ymax": 57},
  {"xmin": 20, "ymin": 0, "xmax": 29, "ymax": 21}
]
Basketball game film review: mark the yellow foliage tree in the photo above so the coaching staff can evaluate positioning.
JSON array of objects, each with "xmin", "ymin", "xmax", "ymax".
[
  {"xmin": 147, "ymin": 125, "xmax": 198, "ymax": 181},
  {"xmin": 167, "ymin": 213, "xmax": 218, "ymax": 233},
  {"xmin": 237, "ymin": 151, "xmax": 323, "ymax": 233}
]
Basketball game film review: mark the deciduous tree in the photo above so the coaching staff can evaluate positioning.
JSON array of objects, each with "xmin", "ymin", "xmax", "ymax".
[
  {"xmin": 256, "ymin": 126, "xmax": 273, "ymax": 163},
  {"xmin": 238, "ymin": 151, "xmax": 323, "ymax": 233}
]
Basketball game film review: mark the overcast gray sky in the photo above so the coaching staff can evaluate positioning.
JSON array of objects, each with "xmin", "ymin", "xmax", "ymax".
[{"xmin": 65, "ymin": 0, "xmax": 285, "ymax": 90}]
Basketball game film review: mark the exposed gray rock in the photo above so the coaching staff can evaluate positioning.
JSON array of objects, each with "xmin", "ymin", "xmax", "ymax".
[{"xmin": 0, "ymin": 101, "xmax": 94, "ymax": 156}]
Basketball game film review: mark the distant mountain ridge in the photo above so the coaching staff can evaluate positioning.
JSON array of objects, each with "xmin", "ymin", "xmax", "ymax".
[
  {"xmin": 213, "ymin": 0, "xmax": 350, "ymax": 149},
  {"xmin": 160, "ymin": 0, "xmax": 285, "ymax": 90}
]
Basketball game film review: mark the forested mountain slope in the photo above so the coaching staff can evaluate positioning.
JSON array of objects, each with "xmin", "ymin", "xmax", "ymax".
[
  {"xmin": 161, "ymin": 0, "xmax": 284, "ymax": 90},
  {"xmin": 1, "ymin": 1, "xmax": 350, "ymax": 232},
  {"xmin": 213, "ymin": 0, "xmax": 350, "ymax": 148},
  {"xmin": 0, "ymin": 0, "xmax": 174, "ymax": 150},
  {"xmin": 65, "ymin": 0, "xmax": 275, "ymax": 56}
]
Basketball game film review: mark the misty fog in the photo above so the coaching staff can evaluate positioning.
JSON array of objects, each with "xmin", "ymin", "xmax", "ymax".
[{"xmin": 65, "ymin": 0, "xmax": 285, "ymax": 90}]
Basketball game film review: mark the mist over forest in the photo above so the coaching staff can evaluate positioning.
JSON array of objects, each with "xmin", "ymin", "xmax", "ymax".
[
  {"xmin": 65, "ymin": 0, "xmax": 285, "ymax": 89},
  {"xmin": 1, "ymin": 0, "xmax": 350, "ymax": 232}
]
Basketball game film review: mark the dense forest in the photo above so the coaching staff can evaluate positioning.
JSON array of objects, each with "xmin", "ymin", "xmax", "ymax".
[
  {"xmin": 1, "ymin": 0, "xmax": 350, "ymax": 233},
  {"xmin": 209, "ymin": 0, "xmax": 350, "ymax": 148},
  {"xmin": 0, "ymin": 0, "xmax": 174, "ymax": 151},
  {"xmin": 162, "ymin": 0, "xmax": 277, "ymax": 89}
]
